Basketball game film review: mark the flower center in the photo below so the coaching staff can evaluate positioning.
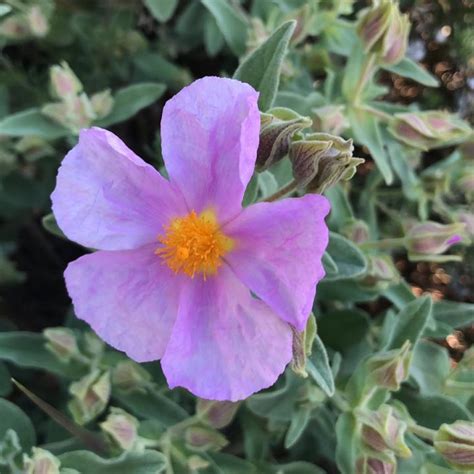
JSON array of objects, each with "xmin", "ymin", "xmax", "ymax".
[{"xmin": 156, "ymin": 210, "xmax": 234, "ymax": 278}]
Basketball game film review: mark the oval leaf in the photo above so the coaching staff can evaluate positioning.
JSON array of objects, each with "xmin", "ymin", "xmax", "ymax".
[
  {"xmin": 59, "ymin": 450, "xmax": 166, "ymax": 474},
  {"xmin": 234, "ymin": 21, "xmax": 296, "ymax": 111},
  {"xmin": 0, "ymin": 398, "xmax": 36, "ymax": 450},
  {"xmin": 96, "ymin": 83, "xmax": 166, "ymax": 127}
]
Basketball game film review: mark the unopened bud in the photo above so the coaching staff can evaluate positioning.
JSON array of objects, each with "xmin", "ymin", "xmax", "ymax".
[
  {"xmin": 357, "ymin": 1, "xmax": 392, "ymax": 52},
  {"xmin": 257, "ymin": 108, "xmax": 312, "ymax": 171},
  {"xmin": 27, "ymin": 5, "xmax": 49, "ymax": 37},
  {"xmin": 359, "ymin": 255, "xmax": 400, "ymax": 290},
  {"xmin": 357, "ymin": 405, "xmax": 411, "ymax": 458},
  {"xmin": 83, "ymin": 331, "xmax": 105, "ymax": 358},
  {"xmin": 356, "ymin": 456, "xmax": 396, "ymax": 474},
  {"xmin": 23, "ymin": 447, "xmax": 61, "ymax": 474},
  {"xmin": 100, "ymin": 407, "xmax": 139, "ymax": 451},
  {"xmin": 404, "ymin": 221, "xmax": 467, "ymax": 258},
  {"xmin": 0, "ymin": 15, "xmax": 30, "ymax": 39},
  {"xmin": 49, "ymin": 62, "xmax": 83, "ymax": 100},
  {"xmin": 367, "ymin": 341, "xmax": 412, "ymax": 391},
  {"xmin": 184, "ymin": 426, "xmax": 228, "ymax": 452},
  {"xmin": 458, "ymin": 166, "xmax": 474, "ymax": 199},
  {"xmin": 290, "ymin": 313, "xmax": 317, "ymax": 377},
  {"xmin": 290, "ymin": 133, "xmax": 364, "ymax": 193},
  {"xmin": 357, "ymin": 0, "xmax": 409, "ymax": 66},
  {"xmin": 69, "ymin": 369, "xmax": 111, "ymax": 425},
  {"xmin": 434, "ymin": 421, "xmax": 474, "ymax": 471},
  {"xmin": 313, "ymin": 105, "xmax": 349, "ymax": 136},
  {"xmin": 187, "ymin": 455, "xmax": 210, "ymax": 471},
  {"xmin": 90, "ymin": 89, "xmax": 114, "ymax": 119},
  {"xmin": 342, "ymin": 219, "xmax": 370, "ymax": 244},
  {"xmin": 456, "ymin": 211, "xmax": 474, "ymax": 239},
  {"xmin": 196, "ymin": 399, "xmax": 240, "ymax": 429},
  {"xmin": 379, "ymin": 6, "xmax": 410, "ymax": 65},
  {"xmin": 15, "ymin": 136, "xmax": 54, "ymax": 162},
  {"xmin": 42, "ymin": 95, "xmax": 96, "ymax": 133},
  {"xmin": 44, "ymin": 327, "xmax": 79, "ymax": 363},
  {"xmin": 0, "ymin": 429, "xmax": 21, "ymax": 467},
  {"xmin": 389, "ymin": 111, "xmax": 472, "ymax": 151},
  {"xmin": 112, "ymin": 361, "xmax": 151, "ymax": 392}
]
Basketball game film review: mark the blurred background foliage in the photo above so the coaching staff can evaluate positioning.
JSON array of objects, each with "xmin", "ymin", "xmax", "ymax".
[{"xmin": 0, "ymin": 0, "xmax": 473, "ymax": 473}]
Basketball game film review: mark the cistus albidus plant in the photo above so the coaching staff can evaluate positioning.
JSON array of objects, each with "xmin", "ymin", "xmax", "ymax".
[{"xmin": 0, "ymin": 1, "xmax": 472, "ymax": 473}]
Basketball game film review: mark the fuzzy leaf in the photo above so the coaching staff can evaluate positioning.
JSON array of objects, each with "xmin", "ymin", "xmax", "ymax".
[
  {"xmin": 0, "ymin": 108, "xmax": 69, "ymax": 139},
  {"xmin": 234, "ymin": 21, "xmax": 296, "ymax": 111},
  {"xmin": 96, "ymin": 83, "xmax": 166, "ymax": 127},
  {"xmin": 201, "ymin": 0, "xmax": 248, "ymax": 56}
]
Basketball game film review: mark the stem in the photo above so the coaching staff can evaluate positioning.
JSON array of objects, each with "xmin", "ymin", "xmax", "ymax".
[
  {"xmin": 409, "ymin": 424, "xmax": 437, "ymax": 442},
  {"xmin": 360, "ymin": 237, "xmax": 406, "ymax": 250},
  {"xmin": 352, "ymin": 54, "xmax": 377, "ymax": 106},
  {"xmin": 361, "ymin": 105, "xmax": 393, "ymax": 122},
  {"xmin": 263, "ymin": 179, "xmax": 298, "ymax": 202}
]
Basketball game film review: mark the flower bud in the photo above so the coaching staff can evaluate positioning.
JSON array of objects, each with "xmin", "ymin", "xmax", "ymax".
[
  {"xmin": 14, "ymin": 136, "xmax": 54, "ymax": 162},
  {"xmin": 184, "ymin": 426, "xmax": 228, "ymax": 452},
  {"xmin": 341, "ymin": 219, "xmax": 370, "ymax": 244},
  {"xmin": 456, "ymin": 211, "xmax": 474, "ymax": 239},
  {"xmin": 83, "ymin": 331, "xmax": 105, "ymax": 358},
  {"xmin": 44, "ymin": 327, "xmax": 79, "ymax": 363},
  {"xmin": 357, "ymin": 1, "xmax": 392, "ymax": 52},
  {"xmin": 359, "ymin": 255, "xmax": 400, "ymax": 290},
  {"xmin": 290, "ymin": 313, "xmax": 317, "ymax": 377},
  {"xmin": 90, "ymin": 89, "xmax": 114, "ymax": 119},
  {"xmin": 0, "ymin": 429, "xmax": 21, "ymax": 467},
  {"xmin": 27, "ymin": 5, "xmax": 49, "ymax": 37},
  {"xmin": 196, "ymin": 399, "xmax": 240, "ymax": 429},
  {"xmin": 112, "ymin": 361, "xmax": 151, "ymax": 392},
  {"xmin": 357, "ymin": 405, "xmax": 411, "ymax": 458},
  {"xmin": 357, "ymin": 0, "xmax": 409, "ymax": 66},
  {"xmin": 458, "ymin": 166, "xmax": 474, "ymax": 199},
  {"xmin": 434, "ymin": 421, "xmax": 474, "ymax": 471},
  {"xmin": 187, "ymin": 455, "xmax": 210, "ymax": 471},
  {"xmin": 388, "ymin": 111, "xmax": 472, "ymax": 151},
  {"xmin": 312, "ymin": 105, "xmax": 349, "ymax": 136},
  {"xmin": 42, "ymin": 94, "xmax": 96, "ymax": 133},
  {"xmin": 356, "ymin": 456, "xmax": 396, "ymax": 474},
  {"xmin": 257, "ymin": 108, "xmax": 312, "ymax": 171},
  {"xmin": 49, "ymin": 62, "xmax": 83, "ymax": 100},
  {"xmin": 367, "ymin": 341, "xmax": 412, "ymax": 391},
  {"xmin": 23, "ymin": 447, "xmax": 61, "ymax": 474},
  {"xmin": 68, "ymin": 369, "xmax": 111, "ymax": 425},
  {"xmin": 379, "ymin": 5, "xmax": 410, "ymax": 65},
  {"xmin": 290, "ymin": 133, "xmax": 364, "ymax": 193},
  {"xmin": 404, "ymin": 221, "xmax": 467, "ymax": 258},
  {"xmin": 100, "ymin": 407, "xmax": 139, "ymax": 451},
  {"xmin": 0, "ymin": 15, "xmax": 30, "ymax": 39}
]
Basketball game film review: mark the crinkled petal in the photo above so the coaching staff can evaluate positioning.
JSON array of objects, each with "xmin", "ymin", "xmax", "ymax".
[
  {"xmin": 64, "ymin": 245, "xmax": 183, "ymax": 362},
  {"xmin": 52, "ymin": 127, "xmax": 187, "ymax": 251},
  {"xmin": 161, "ymin": 265, "xmax": 292, "ymax": 401},
  {"xmin": 161, "ymin": 77, "xmax": 260, "ymax": 222},
  {"xmin": 224, "ymin": 195, "xmax": 330, "ymax": 331}
]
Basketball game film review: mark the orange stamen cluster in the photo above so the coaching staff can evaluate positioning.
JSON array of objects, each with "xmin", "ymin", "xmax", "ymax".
[{"xmin": 156, "ymin": 210, "xmax": 234, "ymax": 278}]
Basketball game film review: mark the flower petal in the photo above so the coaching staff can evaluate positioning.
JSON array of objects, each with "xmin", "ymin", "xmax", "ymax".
[
  {"xmin": 64, "ymin": 245, "xmax": 183, "ymax": 362},
  {"xmin": 224, "ymin": 195, "xmax": 330, "ymax": 331},
  {"xmin": 161, "ymin": 77, "xmax": 260, "ymax": 222},
  {"xmin": 52, "ymin": 127, "xmax": 187, "ymax": 251},
  {"xmin": 161, "ymin": 265, "xmax": 292, "ymax": 401}
]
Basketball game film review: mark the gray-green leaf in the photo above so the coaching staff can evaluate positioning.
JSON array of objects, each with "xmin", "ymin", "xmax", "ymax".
[
  {"xmin": 234, "ymin": 21, "xmax": 296, "ymax": 111},
  {"xmin": 201, "ymin": 0, "xmax": 248, "ymax": 57},
  {"xmin": 96, "ymin": 83, "xmax": 166, "ymax": 127},
  {"xmin": 384, "ymin": 57, "xmax": 439, "ymax": 87}
]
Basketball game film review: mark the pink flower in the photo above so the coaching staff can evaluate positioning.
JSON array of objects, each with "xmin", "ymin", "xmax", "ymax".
[{"xmin": 51, "ymin": 77, "xmax": 330, "ymax": 401}]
